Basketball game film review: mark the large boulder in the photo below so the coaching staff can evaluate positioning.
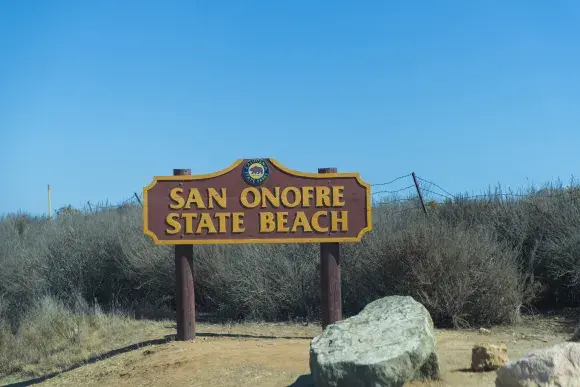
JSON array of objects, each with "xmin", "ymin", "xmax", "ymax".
[
  {"xmin": 309, "ymin": 295, "xmax": 440, "ymax": 387},
  {"xmin": 495, "ymin": 342, "xmax": 580, "ymax": 387}
]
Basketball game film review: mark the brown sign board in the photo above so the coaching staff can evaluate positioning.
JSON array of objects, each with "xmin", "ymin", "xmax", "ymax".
[{"xmin": 143, "ymin": 159, "xmax": 372, "ymax": 245}]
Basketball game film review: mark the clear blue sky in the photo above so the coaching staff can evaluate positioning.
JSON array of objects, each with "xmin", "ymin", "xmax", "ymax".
[{"xmin": 1, "ymin": 1, "xmax": 579, "ymax": 216}]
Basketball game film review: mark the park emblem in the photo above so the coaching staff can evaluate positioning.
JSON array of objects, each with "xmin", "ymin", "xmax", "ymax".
[{"xmin": 242, "ymin": 159, "xmax": 270, "ymax": 186}]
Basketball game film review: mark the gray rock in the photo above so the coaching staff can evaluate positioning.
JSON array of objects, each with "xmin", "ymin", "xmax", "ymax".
[
  {"xmin": 495, "ymin": 342, "xmax": 580, "ymax": 387},
  {"xmin": 309, "ymin": 295, "xmax": 440, "ymax": 387}
]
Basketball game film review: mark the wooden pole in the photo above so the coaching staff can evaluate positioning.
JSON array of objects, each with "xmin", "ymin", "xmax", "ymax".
[
  {"xmin": 412, "ymin": 172, "xmax": 428, "ymax": 217},
  {"xmin": 134, "ymin": 192, "xmax": 142, "ymax": 206},
  {"xmin": 318, "ymin": 167, "xmax": 342, "ymax": 329},
  {"xmin": 47, "ymin": 184, "xmax": 52, "ymax": 219},
  {"xmin": 173, "ymin": 168, "xmax": 196, "ymax": 341}
]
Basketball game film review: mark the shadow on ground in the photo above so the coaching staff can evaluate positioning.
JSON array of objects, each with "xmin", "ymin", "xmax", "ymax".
[
  {"xmin": 163, "ymin": 325, "xmax": 314, "ymax": 340},
  {"xmin": 288, "ymin": 374, "xmax": 314, "ymax": 387},
  {"xmin": 196, "ymin": 332, "xmax": 314, "ymax": 340},
  {"xmin": 3, "ymin": 331, "xmax": 314, "ymax": 387},
  {"xmin": 453, "ymin": 367, "xmax": 477, "ymax": 373},
  {"xmin": 3, "ymin": 336, "xmax": 173, "ymax": 387}
]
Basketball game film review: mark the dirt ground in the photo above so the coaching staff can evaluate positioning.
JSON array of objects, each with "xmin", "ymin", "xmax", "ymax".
[{"xmin": 3, "ymin": 315, "xmax": 576, "ymax": 387}]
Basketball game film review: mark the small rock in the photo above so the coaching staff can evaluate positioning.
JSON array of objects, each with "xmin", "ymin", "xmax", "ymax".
[
  {"xmin": 495, "ymin": 342, "xmax": 580, "ymax": 387},
  {"xmin": 472, "ymin": 343, "xmax": 509, "ymax": 372}
]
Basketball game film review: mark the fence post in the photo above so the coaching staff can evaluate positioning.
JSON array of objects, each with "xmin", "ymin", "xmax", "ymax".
[
  {"xmin": 47, "ymin": 184, "xmax": 52, "ymax": 219},
  {"xmin": 134, "ymin": 192, "xmax": 142, "ymax": 206},
  {"xmin": 318, "ymin": 167, "xmax": 342, "ymax": 329},
  {"xmin": 412, "ymin": 172, "xmax": 428, "ymax": 217},
  {"xmin": 173, "ymin": 168, "xmax": 196, "ymax": 341}
]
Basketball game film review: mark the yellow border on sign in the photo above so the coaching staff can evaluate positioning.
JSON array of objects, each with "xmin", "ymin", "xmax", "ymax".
[{"xmin": 143, "ymin": 159, "xmax": 373, "ymax": 245}]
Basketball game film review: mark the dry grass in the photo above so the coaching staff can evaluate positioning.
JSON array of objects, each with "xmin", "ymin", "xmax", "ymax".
[{"xmin": 0, "ymin": 296, "xmax": 171, "ymax": 383}]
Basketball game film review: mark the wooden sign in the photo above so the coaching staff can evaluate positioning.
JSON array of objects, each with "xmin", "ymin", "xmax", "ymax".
[{"xmin": 143, "ymin": 158, "xmax": 372, "ymax": 245}]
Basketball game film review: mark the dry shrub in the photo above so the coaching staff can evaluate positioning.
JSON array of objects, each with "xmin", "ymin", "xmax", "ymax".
[
  {"xmin": 342, "ymin": 212, "xmax": 524, "ymax": 327},
  {"xmin": 192, "ymin": 243, "xmax": 319, "ymax": 320},
  {"xmin": 2, "ymin": 181, "xmax": 580, "ymax": 333}
]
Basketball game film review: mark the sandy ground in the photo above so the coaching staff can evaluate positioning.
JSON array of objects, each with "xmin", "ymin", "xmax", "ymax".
[{"xmin": 2, "ymin": 316, "xmax": 576, "ymax": 387}]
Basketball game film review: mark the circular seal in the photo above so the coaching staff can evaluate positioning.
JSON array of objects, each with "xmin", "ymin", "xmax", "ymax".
[{"xmin": 242, "ymin": 159, "xmax": 270, "ymax": 186}]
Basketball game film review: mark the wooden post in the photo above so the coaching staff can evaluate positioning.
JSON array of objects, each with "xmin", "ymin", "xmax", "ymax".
[
  {"xmin": 134, "ymin": 192, "xmax": 142, "ymax": 206},
  {"xmin": 412, "ymin": 172, "xmax": 428, "ymax": 217},
  {"xmin": 47, "ymin": 184, "xmax": 52, "ymax": 219},
  {"xmin": 318, "ymin": 167, "xmax": 342, "ymax": 329},
  {"xmin": 173, "ymin": 168, "xmax": 196, "ymax": 341}
]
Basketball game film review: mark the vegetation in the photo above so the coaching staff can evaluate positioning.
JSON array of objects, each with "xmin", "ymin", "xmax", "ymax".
[
  {"xmin": 0, "ymin": 295, "xmax": 162, "ymax": 379},
  {"xmin": 2, "ymin": 182, "xmax": 580, "ymax": 379}
]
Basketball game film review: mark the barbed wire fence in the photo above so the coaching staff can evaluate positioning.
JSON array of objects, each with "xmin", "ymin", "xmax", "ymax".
[
  {"xmin": 82, "ymin": 192, "xmax": 143, "ymax": 214},
  {"xmin": 63, "ymin": 173, "xmax": 580, "ymax": 218},
  {"xmin": 370, "ymin": 172, "xmax": 580, "ymax": 217}
]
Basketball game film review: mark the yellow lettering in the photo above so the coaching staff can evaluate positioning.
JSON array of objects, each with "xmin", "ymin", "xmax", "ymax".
[
  {"xmin": 332, "ymin": 186, "xmax": 345, "ymax": 207},
  {"xmin": 195, "ymin": 213, "xmax": 217, "ymax": 234},
  {"xmin": 291, "ymin": 211, "xmax": 313, "ymax": 232},
  {"xmin": 182, "ymin": 213, "xmax": 198, "ymax": 234},
  {"xmin": 302, "ymin": 187, "xmax": 314, "ymax": 207},
  {"xmin": 261, "ymin": 187, "xmax": 280, "ymax": 208},
  {"xmin": 169, "ymin": 188, "xmax": 185, "ymax": 210},
  {"xmin": 232, "ymin": 212, "xmax": 245, "ymax": 233},
  {"xmin": 281, "ymin": 187, "xmax": 301, "ymax": 208},
  {"xmin": 165, "ymin": 213, "xmax": 181, "ymax": 234},
  {"xmin": 259, "ymin": 212, "xmax": 276, "ymax": 232},
  {"xmin": 214, "ymin": 212, "xmax": 230, "ymax": 233},
  {"xmin": 276, "ymin": 211, "xmax": 289, "ymax": 232},
  {"xmin": 240, "ymin": 187, "xmax": 260, "ymax": 208},
  {"xmin": 331, "ymin": 211, "xmax": 348, "ymax": 232},
  {"xmin": 208, "ymin": 188, "xmax": 227, "ymax": 209},
  {"xmin": 315, "ymin": 186, "xmax": 331, "ymax": 207},
  {"xmin": 312, "ymin": 211, "xmax": 328, "ymax": 232},
  {"xmin": 184, "ymin": 188, "xmax": 206, "ymax": 209}
]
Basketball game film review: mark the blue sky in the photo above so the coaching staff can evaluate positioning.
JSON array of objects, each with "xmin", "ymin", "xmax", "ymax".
[{"xmin": 1, "ymin": 0, "xmax": 579, "ymax": 216}]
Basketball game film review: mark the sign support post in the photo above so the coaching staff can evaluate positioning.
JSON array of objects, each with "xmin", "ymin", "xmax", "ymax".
[
  {"xmin": 318, "ymin": 167, "xmax": 342, "ymax": 329},
  {"xmin": 173, "ymin": 168, "xmax": 196, "ymax": 341},
  {"xmin": 143, "ymin": 159, "xmax": 372, "ymax": 341}
]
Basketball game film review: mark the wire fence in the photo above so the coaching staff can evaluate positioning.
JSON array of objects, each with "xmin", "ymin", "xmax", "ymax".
[
  {"xmin": 55, "ymin": 171, "xmax": 580, "ymax": 218},
  {"xmin": 369, "ymin": 172, "xmax": 580, "ymax": 216}
]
